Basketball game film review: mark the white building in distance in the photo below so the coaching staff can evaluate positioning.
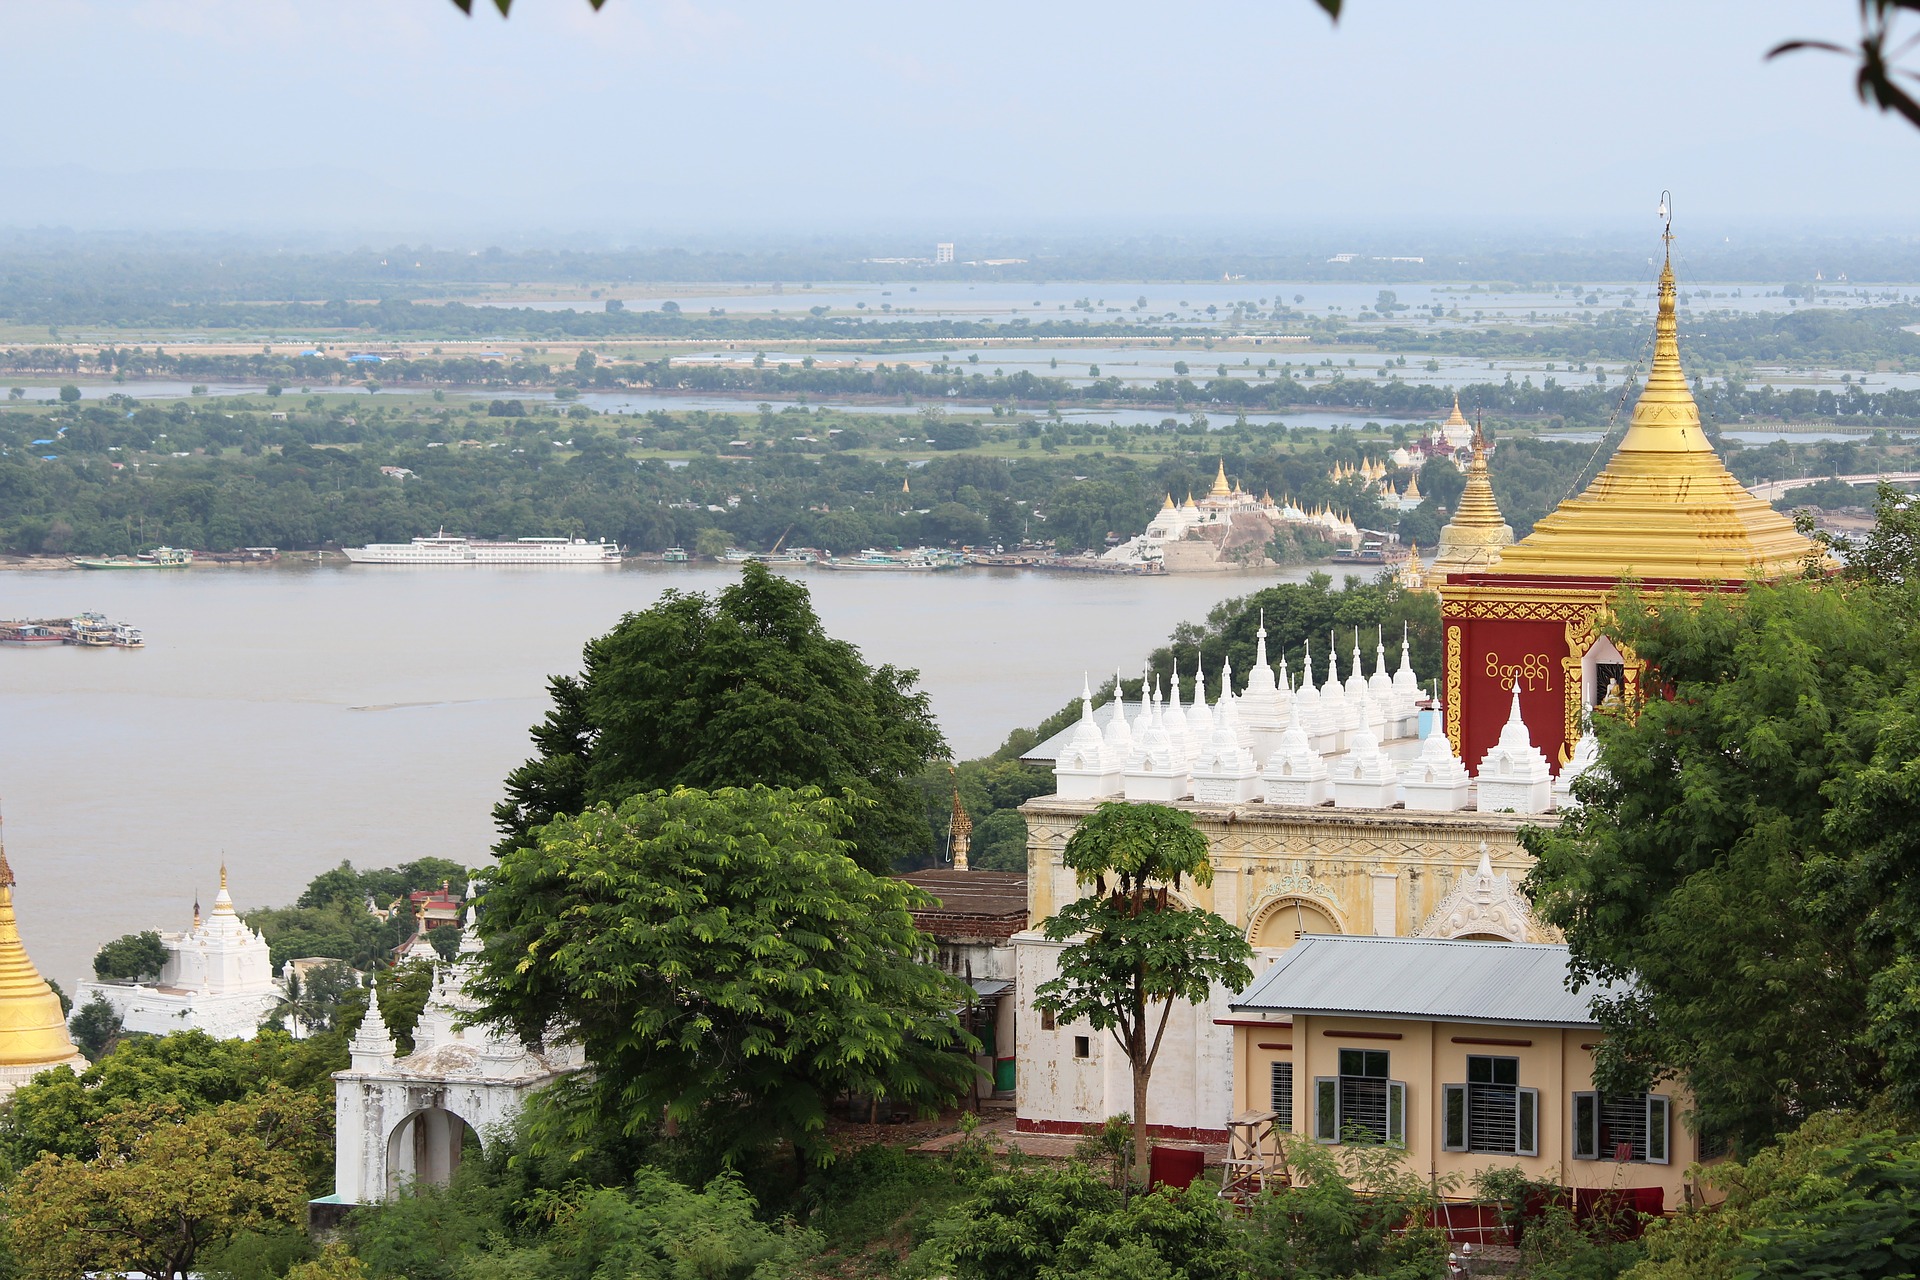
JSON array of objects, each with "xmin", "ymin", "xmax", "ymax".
[{"xmin": 75, "ymin": 866, "xmax": 282, "ymax": 1040}]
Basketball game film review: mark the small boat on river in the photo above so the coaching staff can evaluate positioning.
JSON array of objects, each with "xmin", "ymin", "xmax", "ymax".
[{"xmin": 70, "ymin": 546, "xmax": 194, "ymax": 570}]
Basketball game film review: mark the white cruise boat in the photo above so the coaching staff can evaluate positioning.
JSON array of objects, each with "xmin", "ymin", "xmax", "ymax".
[{"xmin": 341, "ymin": 534, "xmax": 621, "ymax": 565}]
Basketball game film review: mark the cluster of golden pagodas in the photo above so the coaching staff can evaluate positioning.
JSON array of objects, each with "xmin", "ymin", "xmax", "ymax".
[{"xmin": 0, "ymin": 817, "xmax": 90, "ymax": 1089}]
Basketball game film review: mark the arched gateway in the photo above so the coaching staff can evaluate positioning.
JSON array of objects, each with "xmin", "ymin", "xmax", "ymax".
[{"xmin": 319, "ymin": 925, "xmax": 581, "ymax": 1215}]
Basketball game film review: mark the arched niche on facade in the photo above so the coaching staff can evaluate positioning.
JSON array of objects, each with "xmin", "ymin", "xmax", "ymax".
[
  {"xmin": 385, "ymin": 1106, "xmax": 480, "ymax": 1196},
  {"xmin": 1581, "ymin": 634, "xmax": 1626, "ymax": 710},
  {"xmin": 1247, "ymin": 896, "xmax": 1342, "ymax": 952}
]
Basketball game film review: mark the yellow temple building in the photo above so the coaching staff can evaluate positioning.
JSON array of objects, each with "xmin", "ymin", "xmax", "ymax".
[{"xmin": 0, "ymin": 821, "xmax": 88, "ymax": 1096}]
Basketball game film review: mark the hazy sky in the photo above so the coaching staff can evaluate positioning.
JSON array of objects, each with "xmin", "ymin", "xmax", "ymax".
[{"xmin": 3, "ymin": 0, "xmax": 1914, "ymax": 238}]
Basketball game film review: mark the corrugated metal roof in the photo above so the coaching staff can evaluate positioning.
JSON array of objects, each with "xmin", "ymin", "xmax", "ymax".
[{"xmin": 1229, "ymin": 935, "xmax": 1626, "ymax": 1027}]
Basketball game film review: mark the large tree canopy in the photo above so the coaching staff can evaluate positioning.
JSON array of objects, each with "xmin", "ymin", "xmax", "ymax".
[
  {"xmin": 1524, "ymin": 565, "xmax": 1920, "ymax": 1149},
  {"xmin": 471, "ymin": 785, "xmax": 974, "ymax": 1167},
  {"xmin": 493, "ymin": 562, "xmax": 945, "ymax": 872}
]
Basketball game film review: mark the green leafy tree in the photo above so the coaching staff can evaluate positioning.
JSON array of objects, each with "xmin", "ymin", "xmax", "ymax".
[
  {"xmin": 92, "ymin": 930, "xmax": 167, "ymax": 981},
  {"xmin": 68, "ymin": 995, "xmax": 122, "ymax": 1061},
  {"xmin": 1525, "ymin": 571, "xmax": 1920, "ymax": 1148},
  {"xmin": 3, "ymin": 1088, "xmax": 330, "ymax": 1280},
  {"xmin": 1033, "ymin": 801, "xmax": 1253, "ymax": 1177},
  {"xmin": 492, "ymin": 562, "xmax": 945, "ymax": 872},
  {"xmin": 911, "ymin": 1165, "xmax": 1243, "ymax": 1280},
  {"xmin": 471, "ymin": 785, "xmax": 975, "ymax": 1168},
  {"xmin": 433, "ymin": 1169, "xmax": 820, "ymax": 1280},
  {"xmin": 2, "ymin": 1029, "xmax": 344, "ymax": 1169}
]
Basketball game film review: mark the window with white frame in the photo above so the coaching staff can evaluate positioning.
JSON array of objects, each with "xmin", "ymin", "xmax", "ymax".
[
  {"xmin": 1314, "ymin": 1048, "xmax": 1406, "ymax": 1145},
  {"xmin": 1572, "ymin": 1091, "xmax": 1670, "ymax": 1164},
  {"xmin": 1270, "ymin": 1061, "xmax": 1294, "ymax": 1131},
  {"xmin": 1442, "ymin": 1056, "xmax": 1539, "ymax": 1156}
]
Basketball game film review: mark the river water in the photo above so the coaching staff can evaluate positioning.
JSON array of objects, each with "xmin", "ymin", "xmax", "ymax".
[{"xmin": 0, "ymin": 561, "xmax": 1331, "ymax": 990}]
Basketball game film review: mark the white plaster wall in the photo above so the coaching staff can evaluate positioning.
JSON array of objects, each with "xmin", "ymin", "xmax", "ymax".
[
  {"xmin": 73, "ymin": 980, "xmax": 280, "ymax": 1040},
  {"xmin": 1015, "ymin": 931, "xmax": 1235, "ymax": 1136}
]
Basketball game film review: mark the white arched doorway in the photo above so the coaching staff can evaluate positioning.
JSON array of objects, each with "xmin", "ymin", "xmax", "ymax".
[{"xmin": 385, "ymin": 1106, "xmax": 480, "ymax": 1195}]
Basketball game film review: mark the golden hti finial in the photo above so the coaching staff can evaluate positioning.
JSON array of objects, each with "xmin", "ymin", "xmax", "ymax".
[
  {"xmin": 1211, "ymin": 458, "xmax": 1231, "ymax": 497},
  {"xmin": 219, "ymin": 861, "xmax": 228, "ymax": 892}
]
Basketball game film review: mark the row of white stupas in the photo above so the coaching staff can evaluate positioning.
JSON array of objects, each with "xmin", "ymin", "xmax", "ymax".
[{"xmin": 1054, "ymin": 614, "xmax": 1599, "ymax": 815}]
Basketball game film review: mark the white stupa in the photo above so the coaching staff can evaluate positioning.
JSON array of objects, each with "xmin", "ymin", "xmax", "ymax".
[
  {"xmin": 1332, "ymin": 688, "xmax": 1400, "ymax": 809},
  {"xmin": 1344, "ymin": 628, "xmax": 1369, "ymax": 706},
  {"xmin": 1368, "ymin": 626, "xmax": 1395, "ymax": 709},
  {"xmin": 1474, "ymin": 682, "xmax": 1554, "ymax": 814},
  {"xmin": 1123, "ymin": 683, "xmax": 1188, "ymax": 802},
  {"xmin": 1190, "ymin": 661, "xmax": 1262, "ymax": 805},
  {"xmin": 1239, "ymin": 611, "xmax": 1285, "ymax": 735},
  {"xmin": 76, "ymin": 865, "xmax": 282, "ymax": 1041},
  {"xmin": 1260, "ymin": 685, "xmax": 1329, "ymax": 807},
  {"xmin": 1054, "ymin": 675, "xmax": 1122, "ymax": 799},
  {"xmin": 1401, "ymin": 693, "xmax": 1473, "ymax": 812}
]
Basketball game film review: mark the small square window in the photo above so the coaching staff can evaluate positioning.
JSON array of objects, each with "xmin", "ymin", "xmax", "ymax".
[
  {"xmin": 1040, "ymin": 1009, "xmax": 1055, "ymax": 1031},
  {"xmin": 1073, "ymin": 1036, "xmax": 1091, "ymax": 1059}
]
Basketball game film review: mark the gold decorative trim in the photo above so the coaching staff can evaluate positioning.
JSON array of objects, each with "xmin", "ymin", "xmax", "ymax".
[{"xmin": 1445, "ymin": 624, "xmax": 1462, "ymax": 755}]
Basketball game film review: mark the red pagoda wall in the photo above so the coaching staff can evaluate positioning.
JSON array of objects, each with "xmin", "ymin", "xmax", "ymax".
[{"xmin": 1445, "ymin": 609, "xmax": 1580, "ymax": 772}]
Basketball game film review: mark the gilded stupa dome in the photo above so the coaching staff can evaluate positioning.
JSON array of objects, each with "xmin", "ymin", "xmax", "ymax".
[
  {"xmin": 1481, "ymin": 250, "xmax": 1821, "ymax": 584},
  {"xmin": 0, "ymin": 832, "xmax": 88, "ymax": 1073}
]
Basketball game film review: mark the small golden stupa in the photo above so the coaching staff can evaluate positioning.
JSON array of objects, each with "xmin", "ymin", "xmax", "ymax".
[
  {"xmin": 0, "ymin": 817, "xmax": 88, "ymax": 1092},
  {"xmin": 1210, "ymin": 458, "xmax": 1232, "ymax": 498},
  {"xmin": 1429, "ymin": 425, "xmax": 1515, "ymax": 583}
]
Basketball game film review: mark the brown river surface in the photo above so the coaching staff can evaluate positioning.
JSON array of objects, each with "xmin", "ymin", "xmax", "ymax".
[{"xmin": 0, "ymin": 561, "xmax": 1330, "ymax": 989}]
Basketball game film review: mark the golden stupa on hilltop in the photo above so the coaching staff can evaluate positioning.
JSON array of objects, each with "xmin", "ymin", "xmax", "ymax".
[
  {"xmin": 0, "ymin": 818, "xmax": 88, "ymax": 1091},
  {"xmin": 1479, "ymin": 242, "xmax": 1820, "ymax": 583},
  {"xmin": 1210, "ymin": 458, "xmax": 1232, "ymax": 497},
  {"xmin": 1430, "ymin": 425, "xmax": 1514, "ymax": 582}
]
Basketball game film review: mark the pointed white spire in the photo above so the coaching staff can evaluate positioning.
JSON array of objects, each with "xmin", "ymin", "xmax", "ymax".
[
  {"xmin": 1056, "ymin": 672, "xmax": 1123, "ymax": 798},
  {"xmin": 1368, "ymin": 623, "xmax": 1394, "ymax": 707},
  {"xmin": 1332, "ymin": 685, "xmax": 1399, "ymax": 808},
  {"xmin": 350, "ymin": 994, "xmax": 397, "ymax": 1070},
  {"xmin": 1161, "ymin": 660, "xmax": 1191, "ymax": 768},
  {"xmin": 1131, "ymin": 663, "xmax": 1154, "ymax": 742},
  {"xmin": 1344, "ymin": 626, "xmax": 1368, "ymax": 704},
  {"xmin": 1392, "ymin": 619, "xmax": 1421, "ymax": 717},
  {"xmin": 1104, "ymin": 667, "xmax": 1133, "ymax": 762},
  {"xmin": 1475, "ymin": 681, "xmax": 1553, "ymax": 814},
  {"xmin": 1123, "ymin": 668, "xmax": 1188, "ymax": 802},
  {"xmin": 1186, "ymin": 650, "xmax": 1214, "ymax": 742}
]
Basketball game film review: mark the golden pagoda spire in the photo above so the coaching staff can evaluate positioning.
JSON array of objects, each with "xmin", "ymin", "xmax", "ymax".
[
  {"xmin": 1210, "ymin": 459, "xmax": 1231, "ymax": 497},
  {"xmin": 902, "ymin": 474, "xmax": 911, "ymax": 495},
  {"xmin": 1478, "ymin": 197, "xmax": 1824, "ymax": 583},
  {"xmin": 0, "ymin": 812, "xmax": 89, "ymax": 1071},
  {"xmin": 1446, "ymin": 394, "xmax": 1468, "ymax": 429},
  {"xmin": 1405, "ymin": 470, "xmax": 1422, "ymax": 501},
  {"xmin": 1163, "ymin": 492, "xmax": 1175, "ymax": 511},
  {"xmin": 1429, "ymin": 418, "xmax": 1515, "ymax": 582}
]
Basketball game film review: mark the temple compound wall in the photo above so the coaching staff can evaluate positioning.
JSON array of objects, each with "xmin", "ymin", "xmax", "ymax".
[{"xmin": 1014, "ymin": 797, "xmax": 1552, "ymax": 1139}]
